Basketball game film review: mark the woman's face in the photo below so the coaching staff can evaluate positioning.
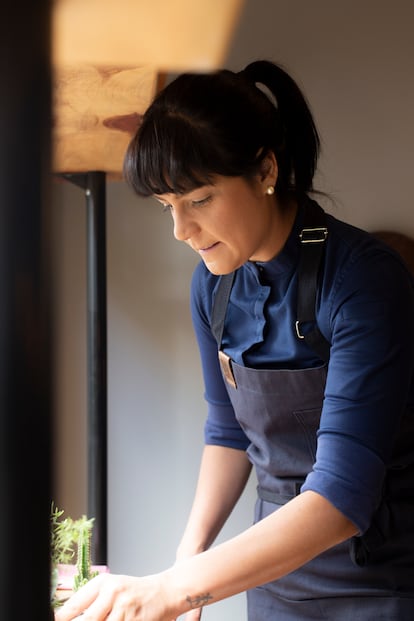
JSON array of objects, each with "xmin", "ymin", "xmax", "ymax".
[{"xmin": 155, "ymin": 173, "xmax": 295, "ymax": 275}]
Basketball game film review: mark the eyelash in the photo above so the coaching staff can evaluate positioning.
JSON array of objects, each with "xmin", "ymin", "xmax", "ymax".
[
  {"xmin": 161, "ymin": 195, "xmax": 212, "ymax": 213},
  {"xmin": 192, "ymin": 195, "xmax": 212, "ymax": 207}
]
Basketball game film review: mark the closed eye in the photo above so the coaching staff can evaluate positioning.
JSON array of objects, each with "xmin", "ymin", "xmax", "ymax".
[
  {"xmin": 191, "ymin": 195, "xmax": 212, "ymax": 207},
  {"xmin": 154, "ymin": 199, "xmax": 173, "ymax": 213}
]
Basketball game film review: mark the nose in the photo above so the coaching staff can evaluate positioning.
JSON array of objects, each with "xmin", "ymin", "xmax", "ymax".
[{"xmin": 172, "ymin": 209, "xmax": 199, "ymax": 242}]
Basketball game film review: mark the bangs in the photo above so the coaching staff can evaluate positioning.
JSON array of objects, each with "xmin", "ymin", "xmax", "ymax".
[{"xmin": 124, "ymin": 114, "xmax": 218, "ymax": 197}]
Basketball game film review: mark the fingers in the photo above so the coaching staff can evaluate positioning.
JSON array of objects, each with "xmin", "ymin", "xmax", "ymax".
[
  {"xmin": 78, "ymin": 585, "xmax": 113, "ymax": 621},
  {"xmin": 55, "ymin": 572, "xmax": 170, "ymax": 621},
  {"xmin": 55, "ymin": 575, "xmax": 103, "ymax": 621}
]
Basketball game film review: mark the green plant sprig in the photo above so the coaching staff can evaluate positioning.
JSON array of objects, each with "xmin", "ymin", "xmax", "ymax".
[
  {"xmin": 73, "ymin": 515, "xmax": 99, "ymax": 591},
  {"xmin": 50, "ymin": 504, "xmax": 99, "ymax": 606},
  {"xmin": 50, "ymin": 503, "xmax": 77, "ymax": 566}
]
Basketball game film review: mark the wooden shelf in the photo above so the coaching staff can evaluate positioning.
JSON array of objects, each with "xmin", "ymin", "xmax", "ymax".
[{"xmin": 53, "ymin": 65, "xmax": 158, "ymax": 177}]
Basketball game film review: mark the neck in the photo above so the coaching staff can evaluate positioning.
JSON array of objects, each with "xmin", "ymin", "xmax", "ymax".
[{"xmin": 254, "ymin": 198, "xmax": 298, "ymax": 262}]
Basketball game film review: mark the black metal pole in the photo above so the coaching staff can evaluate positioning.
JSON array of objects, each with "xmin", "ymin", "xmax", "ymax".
[
  {"xmin": 0, "ymin": 0, "xmax": 53, "ymax": 619},
  {"xmin": 60, "ymin": 171, "xmax": 108, "ymax": 565},
  {"xmin": 86, "ymin": 171, "xmax": 108, "ymax": 565}
]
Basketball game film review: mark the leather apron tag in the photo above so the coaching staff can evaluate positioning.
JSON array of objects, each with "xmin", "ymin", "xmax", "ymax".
[{"xmin": 218, "ymin": 350, "xmax": 237, "ymax": 389}]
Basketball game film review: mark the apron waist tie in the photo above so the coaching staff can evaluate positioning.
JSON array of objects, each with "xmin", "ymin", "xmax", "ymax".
[{"xmin": 257, "ymin": 482, "xmax": 304, "ymax": 505}]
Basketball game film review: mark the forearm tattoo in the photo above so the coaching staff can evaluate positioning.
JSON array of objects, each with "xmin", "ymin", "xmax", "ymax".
[{"xmin": 186, "ymin": 593, "xmax": 213, "ymax": 609}]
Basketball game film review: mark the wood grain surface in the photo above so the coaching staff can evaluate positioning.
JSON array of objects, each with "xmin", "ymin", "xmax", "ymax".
[{"xmin": 52, "ymin": 65, "xmax": 158, "ymax": 176}]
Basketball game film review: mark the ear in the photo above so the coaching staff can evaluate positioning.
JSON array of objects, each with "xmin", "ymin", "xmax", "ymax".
[{"xmin": 258, "ymin": 151, "xmax": 278, "ymax": 187}]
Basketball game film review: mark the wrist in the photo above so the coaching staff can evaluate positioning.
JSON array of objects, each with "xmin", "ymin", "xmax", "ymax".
[
  {"xmin": 159, "ymin": 564, "xmax": 195, "ymax": 619},
  {"xmin": 176, "ymin": 539, "xmax": 206, "ymax": 561},
  {"xmin": 166, "ymin": 551, "xmax": 220, "ymax": 618}
]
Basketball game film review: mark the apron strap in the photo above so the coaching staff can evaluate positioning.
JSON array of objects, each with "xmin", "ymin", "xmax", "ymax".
[
  {"xmin": 211, "ymin": 271, "xmax": 235, "ymax": 347},
  {"xmin": 296, "ymin": 200, "xmax": 330, "ymax": 363},
  {"xmin": 210, "ymin": 199, "xmax": 330, "ymax": 362}
]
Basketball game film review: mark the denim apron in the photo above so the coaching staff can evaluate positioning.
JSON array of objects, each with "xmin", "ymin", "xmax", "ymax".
[
  {"xmin": 219, "ymin": 359, "xmax": 414, "ymax": 620},
  {"xmin": 211, "ymin": 202, "xmax": 414, "ymax": 618}
]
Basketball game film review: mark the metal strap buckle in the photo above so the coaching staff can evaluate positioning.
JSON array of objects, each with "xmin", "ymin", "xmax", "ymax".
[
  {"xmin": 295, "ymin": 320, "xmax": 305, "ymax": 339},
  {"xmin": 299, "ymin": 227, "xmax": 328, "ymax": 244}
]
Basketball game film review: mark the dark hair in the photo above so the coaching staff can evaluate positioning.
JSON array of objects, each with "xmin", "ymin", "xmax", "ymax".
[{"xmin": 123, "ymin": 60, "xmax": 320, "ymax": 201}]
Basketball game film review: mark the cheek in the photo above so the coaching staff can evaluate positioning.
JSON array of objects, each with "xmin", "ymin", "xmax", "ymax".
[{"xmin": 230, "ymin": 211, "xmax": 260, "ymax": 244}]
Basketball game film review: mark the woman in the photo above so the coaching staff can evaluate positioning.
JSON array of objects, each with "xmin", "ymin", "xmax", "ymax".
[{"xmin": 56, "ymin": 61, "xmax": 414, "ymax": 620}]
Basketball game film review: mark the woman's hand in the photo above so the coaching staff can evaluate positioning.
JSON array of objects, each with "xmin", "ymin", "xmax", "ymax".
[{"xmin": 54, "ymin": 572, "xmax": 174, "ymax": 621}]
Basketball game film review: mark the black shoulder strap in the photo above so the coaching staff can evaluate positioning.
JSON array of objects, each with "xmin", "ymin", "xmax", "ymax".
[
  {"xmin": 211, "ymin": 271, "xmax": 235, "ymax": 347},
  {"xmin": 295, "ymin": 200, "xmax": 330, "ymax": 363},
  {"xmin": 210, "ymin": 200, "xmax": 330, "ymax": 362}
]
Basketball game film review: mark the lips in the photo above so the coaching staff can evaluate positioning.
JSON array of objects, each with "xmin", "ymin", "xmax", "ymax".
[{"xmin": 199, "ymin": 242, "xmax": 219, "ymax": 253}]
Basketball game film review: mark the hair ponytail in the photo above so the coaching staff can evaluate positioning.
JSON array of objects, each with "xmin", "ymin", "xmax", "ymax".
[{"xmin": 240, "ymin": 60, "xmax": 320, "ymax": 198}]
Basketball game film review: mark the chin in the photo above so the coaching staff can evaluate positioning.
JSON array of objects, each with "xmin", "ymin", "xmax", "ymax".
[{"xmin": 204, "ymin": 262, "xmax": 239, "ymax": 276}]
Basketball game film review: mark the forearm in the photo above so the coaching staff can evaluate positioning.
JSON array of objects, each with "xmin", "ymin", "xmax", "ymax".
[
  {"xmin": 177, "ymin": 444, "xmax": 252, "ymax": 556},
  {"xmin": 55, "ymin": 490, "xmax": 358, "ymax": 621},
  {"xmin": 167, "ymin": 490, "xmax": 358, "ymax": 617}
]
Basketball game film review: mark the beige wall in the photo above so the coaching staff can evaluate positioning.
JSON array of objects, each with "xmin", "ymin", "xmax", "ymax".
[{"xmin": 52, "ymin": 2, "xmax": 414, "ymax": 619}]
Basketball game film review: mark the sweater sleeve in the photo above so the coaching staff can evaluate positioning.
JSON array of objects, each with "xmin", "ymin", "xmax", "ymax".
[
  {"xmin": 190, "ymin": 262, "xmax": 249, "ymax": 451},
  {"xmin": 302, "ymin": 246, "xmax": 414, "ymax": 534}
]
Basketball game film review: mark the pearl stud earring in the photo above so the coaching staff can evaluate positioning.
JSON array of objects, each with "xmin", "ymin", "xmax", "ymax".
[{"xmin": 266, "ymin": 185, "xmax": 275, "ymax": 195}]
